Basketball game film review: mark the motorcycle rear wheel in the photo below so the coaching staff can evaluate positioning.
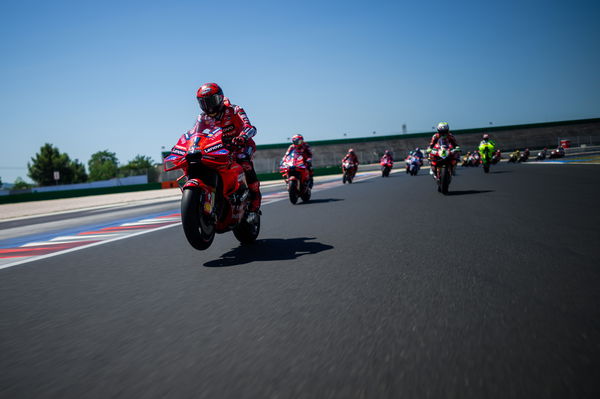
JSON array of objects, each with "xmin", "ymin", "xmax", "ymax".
[
  {"xmin": 181, "ymin": 188, "xmax": 215, "ymax": 250},
  {"xmin": 483, "ymin": 163, "xmax": 490, "ymax": 173},
  {"xmin": 300, "ymin": 186, "xmax": 311, "ymax": 202},
  {"xmin": 233, "ymin": 212, "xmax": 260, "ymax": 245}
]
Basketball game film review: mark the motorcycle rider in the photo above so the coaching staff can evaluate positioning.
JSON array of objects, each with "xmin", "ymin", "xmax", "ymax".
[
  {"xmin": 427, "ymin": 122, "xmax": 460, "ymax": 175},
  {"xmin": 492, "ymin": 148, "xmax": 502, "ymax": 164},
  {"xmin": 381, "ymin": 149, "xmax": 394, "ymax": 164},
  {"xmin": 413, "ymin": 147, "xmax": 424, "ymax": 163},
  {"xmin": 342, "ymin": 148, "xmax": 359, "ymax": 177},
  {"xmin": 479, "ymin": 133, "xmax": 496, "ymax": 164},
  {"xmin": 342, "ymin": 148, "xmax": 359, "ymax": 165},
  {"xmin": 480, "ymin": 133, "xmax": 496, "ymax": 147},
  {"xmin": 509, "ymin": 149, "xmax": 521, "ymax": 162},
  {"xmin": 284, "ymin": 134, "xmax": 313, "ymax": 187},
  {"xmin": 462, "ymin": 151, "xmax": 472, "ymax": 167},
  {"xmin": 188, "ymin": 82, "xmax": 261, "ymax": 221}
]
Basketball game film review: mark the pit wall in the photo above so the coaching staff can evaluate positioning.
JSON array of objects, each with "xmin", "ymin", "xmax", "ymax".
[{"xmin": 250, "ymin": 118, "xmax": 600, "ymax": 173}]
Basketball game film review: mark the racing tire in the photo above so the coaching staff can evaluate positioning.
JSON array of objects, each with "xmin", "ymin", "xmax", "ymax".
[
  {"xmin": 288, "ymin": 181, "xmax": 299, "ymax": 204},
  {"xmin": 181, "ymin": 188, "xmax": 215, "ymax": 250},
  {"xmin": 300, "ymin": 186, "xmax": 311, "ymax": 203},
  {"xmin": 483, "ymin": 163, "xmax": 490, "ymax": 173},
  {"xmin": 440, "ymin": 167, "xmax": 451, "ymax": 195},
  {"xmin": 233, "ymin": 212, "xmax": 260, "ymax": 245}
]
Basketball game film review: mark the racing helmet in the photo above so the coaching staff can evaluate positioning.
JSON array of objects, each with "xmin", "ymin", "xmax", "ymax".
[
  {"xmin": 348, "ymin": 148, "xmax": 354, "ymax": 154},
  {"xmin": 196, "ymin": 83, "xmax": 224, "ymax": 115},
  {"xmin": 292, "ymin": 134, "xmax": 304, "ymax": 147},
  {"xmin": 482, "ymin": 134, "xmax": 489, "ymax": 140},
  {"xmin": 436, "ymin": 122, "xmax": 450, "ymax": 135}
]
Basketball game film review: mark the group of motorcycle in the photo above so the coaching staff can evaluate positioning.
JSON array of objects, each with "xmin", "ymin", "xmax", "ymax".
[
  {"xmin": 164, "ymin": 122, "xmax": 571, "ymax": 250},
  {"xmin": 507, "ymin": 148, "xmax": 530, "ymax": 163},
  {"xmin": 462, "ymin": 149, "xmax": 502, "ymax": 169}
]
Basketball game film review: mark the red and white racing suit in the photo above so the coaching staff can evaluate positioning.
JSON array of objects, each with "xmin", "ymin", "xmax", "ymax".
[
  {"xmin": 185, "ymin": 98, "xmax": 261, "ymax": 212},
  {"xmin": 428, "ymin": 132, "xmax": 460, "ymax": 171},
  {"xmin": 380, "ymin": 154, "xmax": 394, "ymax": 164},
  {"xmin": 342, "ymin": 153, "xmax": 359, "ymax": 166},
  {"xmin": 429, "ymin": 132, "xmax": 459, "ymax": 150},
  {"xmin": 285, "ymin": 143, "xmax": 313, "ymax": 176}
]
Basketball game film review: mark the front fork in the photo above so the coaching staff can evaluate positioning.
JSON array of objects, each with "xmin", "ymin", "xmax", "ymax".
[{"xmin": 183, "ymin": 179, "xmax": 216, "ymax": 216}]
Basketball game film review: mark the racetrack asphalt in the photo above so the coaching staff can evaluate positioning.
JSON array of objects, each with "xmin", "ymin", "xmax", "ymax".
[{"xmin": 0, "ymin": 163, "xmax": 599, "ymax": 398}]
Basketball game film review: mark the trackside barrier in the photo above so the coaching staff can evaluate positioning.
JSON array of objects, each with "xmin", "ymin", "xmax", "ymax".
[{"xmin": 0, "ymin": 183, "xmax": 162, "ymax": 205}]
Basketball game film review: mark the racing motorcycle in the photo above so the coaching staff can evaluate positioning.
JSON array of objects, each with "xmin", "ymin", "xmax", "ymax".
[
  {"xmin": 536, "ymin": 149, "xmax": 547, "ymax": 161},
  {"xmin": 280, "ymin": 150, "xmax": 311, "ymax": 204},
  {"xmin": 342, "ymin": 160, "xmax": 358, "ymax": 184},
  {"xmin": 429, "ymin": 140, "xmax": 459, "ymax": 195},
  {"xmin": 479, "ymin": 142, "xmax": 495, "ymax": 173},
  {"xmin": 491, "ymin": 150, "xmax": 502, "ymax": 164},
  {"xmin": 518, "ymin": 149, "xmax": 530, "ymax": 163},
  {"xmin": 407, "ymin": 155, "xmax": 421, "ymax": 176},
  {"xmin": 163, "ymin": 127, "xmax": 260, "ymax": 250},
  {"xmin": 549, "ymin": 147, "xmax": 565, "ymax": 159},
  {"xmin": 380, "ymin": 157, "xmax": 393, "ymax": 177}
]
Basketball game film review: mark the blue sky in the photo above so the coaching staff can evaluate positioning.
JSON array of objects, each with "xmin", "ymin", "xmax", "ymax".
[{"xmin": 1, "ymin": 0, "xmax": 599, "ymax": 183}]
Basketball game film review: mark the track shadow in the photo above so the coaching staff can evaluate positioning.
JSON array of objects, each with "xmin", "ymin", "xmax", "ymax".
[
  {"xmin": 204, "ymin": 237, "xmax": 334, "ymax": 267},
  {"xmin": 491, "ymin": 170, "xmax": 512, "ymax": 174},
  {"xmin": 299, "ymin": 198, "xmax": 343, "ymax": 204},
  {"xmin": 447, "ymin": 190, "xmax": 494, "ymax": 196}
]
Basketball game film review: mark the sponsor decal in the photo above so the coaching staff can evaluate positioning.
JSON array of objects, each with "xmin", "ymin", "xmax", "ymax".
[
  {"xmin": 222, "ymin": 124, "xmax": 235, "ymax": 133},
  {"xmin": 204, "ymin": 143, "xmax": 224, "ymax": 153},
  {"xmin": 171, "ymin": 148, "xmax": 186, "ymax": 156}
]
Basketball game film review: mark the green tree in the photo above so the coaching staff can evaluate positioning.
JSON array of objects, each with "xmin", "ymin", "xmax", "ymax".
[
  {"xmin": 13, "ymin": 177, "xmax": 33, "ymax": 190},
  {"xmin": 70, "ymin": 159, "xmax": 88, "ymax": 183},
  {"xmin": 120, "ymin": 155, "xmax": 156, "ymax": 179},
  {"xmin": 121, "ymin": 155, "xmax": 154, "ymax": 174},
  {"xmin": 88, "ymin": 150, "xmax": 118, "ymax": 181},
  {"xmin": 27, "ymin": 143, "xmax": 84, "ymax": 186}
]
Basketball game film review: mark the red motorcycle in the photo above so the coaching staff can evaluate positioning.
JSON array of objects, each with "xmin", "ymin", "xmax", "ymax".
[
  {"xmin": 280, "ymin": 150, "xmax": 311, "ymax": 204},
  {"xmin": 429, "ymin": 140, "xmax": 460, "ymax": 195},
  {"xmin": 342, "ymin": 160, "xmax": 357, "ymax": 184},
  {"xmin": 549, "ymin": 147, "xmax": 565, "ymax": 159},
  {"xmin": 164, "ymin": 127, "xmax": 260, "ymax": 250},
  {"xmin": 380, "ymin": 157, "xmax": 393, "ymax": 177}
]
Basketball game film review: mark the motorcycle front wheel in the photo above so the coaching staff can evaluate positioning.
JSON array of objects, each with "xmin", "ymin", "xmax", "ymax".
[
  {"xmin": 440, "ymin": 167, "xmax": 451, "ymax": 195},
  {"xmin": 181, "ymin": 188, "xmax": 215, "ymax": 250},
  {"xmin": 288, "ymin": 180, "xmax": 299, "ymax": 204}
]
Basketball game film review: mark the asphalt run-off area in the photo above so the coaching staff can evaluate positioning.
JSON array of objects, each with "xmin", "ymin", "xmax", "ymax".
[{"xmin": 1, "ymin": 162, "xmax": 599, "ymax": 398}]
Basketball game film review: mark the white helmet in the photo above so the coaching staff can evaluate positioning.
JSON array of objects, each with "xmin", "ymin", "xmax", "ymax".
[{"xmin": 436, "ymin": 122, "xmax": 449, "ymax": 134}]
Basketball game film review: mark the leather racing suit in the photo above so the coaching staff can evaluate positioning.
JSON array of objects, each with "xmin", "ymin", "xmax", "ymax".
[{"xmin": 184, "ymin": 97, "xmax": 261, "ymax": 212}]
